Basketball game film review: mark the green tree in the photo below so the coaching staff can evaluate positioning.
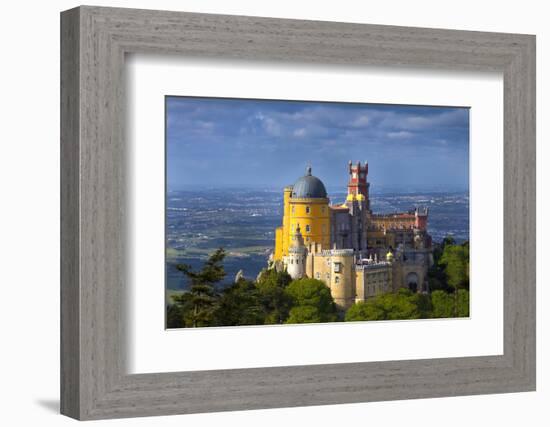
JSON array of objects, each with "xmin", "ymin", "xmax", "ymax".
[
  {"xmin": 431, "ymin": 289, "xmax": 469, "ymax": 318},
  {"xmin": 430, "ymin": 290, "xmax": 454, "ymax": 318},
  {"xmin": 442, "ymin": 235, "xmax": 457, "ymax": 248},
  {"xmin": 284, "ymin": 278, "xmax": 337, "ymax": 324},
  {"xmin": 439, "ymin": 242, "xmax": 469, "ymax": 288},
  {"xmin": 256, "ymin": 268, "xmax": 292, "ymax": 289},
  {"xmin": 427, "ymin": 235, "xmax": 460, "ymax": 292},
  {"xmin": 286, "ymin": 305, "xmax": 323, "ymax": 324},
  {"xmin": 173, "ymin": 248, "xmax": 226, "ymax": 327},
  {"xmin": 457, "ymin": 289, "xmax": 470, "ymax": 317},
  {"xmin": 213, "ymin": 278, "xmax": 265, "ymax": 326},
  {"xmin": 345, "ymin": 300, "xmax": 384, "ymax": 321},
  {"xmin": 439, "ymin": 241, "xmax": 469, "ymax": 316},
  {"xmin": 410, "ymin": 292, "xmax": 433, "ymax": 319},
  {"xmin": 256, "ymin": 269, "xmax": 293, "ymax": 324},
  {"xmin": 166, "ymin": 303, "xmax": 184, "ymax": 328},
  {"xmin": 427, "ymin": 244, "xmax": 447, "ymax": 292},
  {"xmin": 345, "ymin": 289, "xmax": 421, "ymax": 321},
  {"xmin": 426, "ymin": 271, "xmax": 447, "ymax": 292}
]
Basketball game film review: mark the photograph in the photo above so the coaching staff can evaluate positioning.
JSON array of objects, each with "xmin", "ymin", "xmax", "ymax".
[{"xmin": 165, "ymin": 97, "xmax": 470, "ymax": 328}]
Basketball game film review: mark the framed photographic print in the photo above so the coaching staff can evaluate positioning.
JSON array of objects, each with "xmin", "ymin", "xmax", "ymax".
[
  {"xmin": 61, "ymin": 6, "xmax": 536, "ymax": 420},
  {"xmin": 164, "ymin": 97, "xmax": 470, "ymax": 330}
]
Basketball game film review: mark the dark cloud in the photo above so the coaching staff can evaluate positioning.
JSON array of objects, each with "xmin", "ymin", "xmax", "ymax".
[{"xmin": 166, "ymin": 97, "xmax": 469, "ymax": 191}]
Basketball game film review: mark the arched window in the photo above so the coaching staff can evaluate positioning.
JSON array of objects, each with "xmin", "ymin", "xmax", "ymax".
[
  {"xmin": 305, "ymin": 206, "xmax": 310, "ymax": 214},
  {"xmin": 305, "ymin": 225, "xmax": 310, "ymax": 232}
]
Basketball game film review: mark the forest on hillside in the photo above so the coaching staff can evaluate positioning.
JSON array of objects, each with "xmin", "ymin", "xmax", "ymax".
[{"xmin": 166, "ymin": 237, "xmax": 470, "ymax": 328}]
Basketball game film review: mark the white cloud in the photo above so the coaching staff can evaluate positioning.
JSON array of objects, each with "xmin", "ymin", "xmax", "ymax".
[
  {"xmin": 263, "ymin": 118, "xmax": 282, "ymax": 136},
  {"xmin": 379, "ymin": 108, "xmax": 468, "ymax": 132},
  {"xmin": 387, "ymin": 131, "xmax": 413, "ymax": 139},
  {"xmin": 351, "ymin": 114, "xmax": 370, "ymax": 128}
]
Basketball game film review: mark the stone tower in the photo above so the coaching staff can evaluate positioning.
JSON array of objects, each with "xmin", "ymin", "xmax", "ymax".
[
  {"xmin": 347, "ymin": 160, "xmax": 370, "ymax": 210},
  {"xmin": 286, "ymin": 224, "xmax": 307, "ymax": 280},
  {"xmin": 274, "ymin": 166, "xmax": 330, "ymax": 261},
  {"xmin": 327, "ymin": 249, "xmax": 356, "ymax": 309},
  {"xmin": 345, "ymin": 161, "xmax": 369, "ymax": 251}
]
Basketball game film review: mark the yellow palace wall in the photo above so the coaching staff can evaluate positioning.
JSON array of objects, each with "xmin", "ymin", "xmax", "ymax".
[{"xmin": 274, "ymin": 194, "xmax": 330, "ymax": 260}]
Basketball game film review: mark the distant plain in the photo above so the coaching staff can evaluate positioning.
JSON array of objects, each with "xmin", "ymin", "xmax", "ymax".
[{"xmin": 166, "ymin": 188, "xmax": 469, "ymax": 291}]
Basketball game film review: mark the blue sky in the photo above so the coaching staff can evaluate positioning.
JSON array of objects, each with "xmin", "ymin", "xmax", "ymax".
[{"xmin": 166, "ymin": 97, "xmax": 469, "ymax": 193}]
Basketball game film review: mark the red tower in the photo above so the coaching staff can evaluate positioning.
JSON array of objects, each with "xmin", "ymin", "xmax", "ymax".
[
  {"xmin": 414, "ymin": 207, "xmax": 429, "ymax": 230},
  {"xmin": 347, "ymin": 160, "xmax": 369, "ymax": 199}
]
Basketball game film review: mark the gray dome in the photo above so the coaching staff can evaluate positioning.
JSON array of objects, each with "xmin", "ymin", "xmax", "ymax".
[{"xmin": 292, "ymin": 167, "xmax": 327, "ymax": 199}]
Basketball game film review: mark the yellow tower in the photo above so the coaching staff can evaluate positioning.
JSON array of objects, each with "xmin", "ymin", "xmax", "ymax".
[
  {"xmin": 328, "ymin": 250, "xmax": 355, "ymax": 309},
  {"xmin": 274, "ymin": 167, "xmax": 330, "ymax": 260}
]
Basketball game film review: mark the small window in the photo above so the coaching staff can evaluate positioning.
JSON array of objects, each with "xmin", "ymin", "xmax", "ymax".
[
  {"xmin": 335, "ymin": 276, "xmax": 340, "ymax": 284},
  {"xmin": 291, "ymin": 206, "xmax": 295, "ymax": 213},
  {"xmin": 290, "ymin": 259, "xmax": 294, "ymax": 264},
  {"xmin": 306, "ymin": 237, "xmax": 310, "ymax": 242},
  {"xmin": 306, "ymin": 206, "xmax": 311, "ymax": 214},
  {"xmin": 333, "ymin": 262, "xmax": 342, "ymax": 273},
  {"xmin": 305, "ymin": 225, "xmax": 310, "ymax": 232},
  {"xmin": 316, "ymin": 272, "xmax": 320, "ymax": 279},
  {"xmin": 326, "ymin": 273, "xmax": 330, "ymax": 279}
]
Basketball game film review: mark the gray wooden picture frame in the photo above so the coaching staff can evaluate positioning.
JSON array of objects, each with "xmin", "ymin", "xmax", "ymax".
[{"xmin": 60, "ymin": 5, "xmax": 536, "ymax": 421}]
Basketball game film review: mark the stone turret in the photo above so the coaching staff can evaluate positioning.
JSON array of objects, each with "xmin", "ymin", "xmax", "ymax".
[
  {"xmin": 414, "ymin": 206, "xmax": 429, "ymax": 230},
  {"xmin": 327, "ymin": 249, "xmax": 356, "ymax": 309},
  {"xmin": 347, "ymin": 160, "xmax": 370, "ymax": 210},
  {"xmin": 286, "ymin": 224, "xmax": 307, "ymax": 279},
  {"xmin": 343, "ymin": 161, "xmax": 369, "ymax": 251}
]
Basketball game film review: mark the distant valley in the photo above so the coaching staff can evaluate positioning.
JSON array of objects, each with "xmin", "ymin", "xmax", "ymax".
[{"xmin": 166, "ymin": 189, "xmax": 469, "ymax": 290}]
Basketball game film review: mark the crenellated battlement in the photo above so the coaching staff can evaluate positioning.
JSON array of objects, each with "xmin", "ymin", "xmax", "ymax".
[{"xmin": 319, "ymin": 249, "xmax": 355, "ymax": 257}]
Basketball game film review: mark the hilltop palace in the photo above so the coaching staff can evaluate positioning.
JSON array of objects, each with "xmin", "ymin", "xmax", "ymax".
[{"xmin": 272, "ymin": 162, "xmax": 433, "ymax": 310}]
